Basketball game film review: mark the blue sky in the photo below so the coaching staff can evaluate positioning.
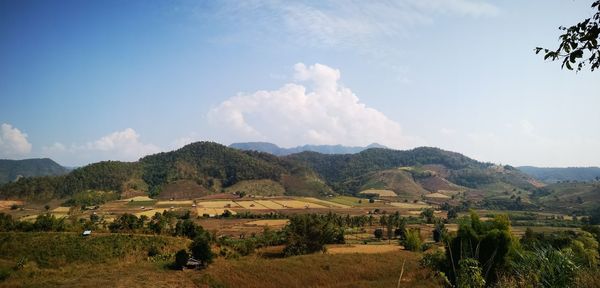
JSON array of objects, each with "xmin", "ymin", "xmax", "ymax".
[{"xmin": 1, "ymin": 0, "xmax": 599, "ymax": 167}]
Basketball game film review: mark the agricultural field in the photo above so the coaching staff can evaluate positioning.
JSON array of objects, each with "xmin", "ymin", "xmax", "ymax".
[{"xmin": 359, "ymin": 189, "xmax": 398, "ymax": 197}]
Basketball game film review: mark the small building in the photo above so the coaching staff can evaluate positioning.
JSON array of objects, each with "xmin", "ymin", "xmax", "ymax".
[
  {"xmin": 82, "ymin": 230, "xmax": 91, "ymax": 236},
  {"xmin": 186, "ymin": 257, "xmax": 202, "ymax": 269}
]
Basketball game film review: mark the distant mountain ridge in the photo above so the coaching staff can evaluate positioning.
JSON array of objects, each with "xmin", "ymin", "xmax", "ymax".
[
  {"xmin": 229, "ymin": 142, "xmax": 388, "ymax": 156},
  {"xmin": 0, "ymin": 158, "xmax": 69, "ymax": 184},
  {"xmin": 518, "ymin": 166, "xmax": 600, "ymax": 183}
]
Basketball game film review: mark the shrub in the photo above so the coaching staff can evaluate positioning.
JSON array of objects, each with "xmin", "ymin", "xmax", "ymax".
[
  {"xmin": 174, "ymin": 249, "xmax": 189, "ymax": 270},
  {"xmin": 402, "ymin": 228, "xmax": 422, "ymax": 251},
  {"xmin": 374, "ymin": 228, "xmax": 383, "ymax": 240}
]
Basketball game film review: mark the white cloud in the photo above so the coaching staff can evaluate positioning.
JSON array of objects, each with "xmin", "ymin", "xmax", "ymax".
[
  {"xmin": 43, "ymin": 128, "xmax": 160, "ymax": 166},
  {"xmin": 209, "ymin": 63, "xmax": 420, "ymax": 148},
  {"xmin": 0, "ymin": 123, "xmax": 32, "ymax": 158}
]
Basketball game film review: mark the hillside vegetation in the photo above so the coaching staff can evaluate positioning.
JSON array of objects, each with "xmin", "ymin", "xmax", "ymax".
[{"xmin": 0, "ymin": 142, "xmax": 584, "ymax": 212}]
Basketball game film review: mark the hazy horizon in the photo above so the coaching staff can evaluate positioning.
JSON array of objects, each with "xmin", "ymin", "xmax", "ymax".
[{"xmin": 1, "ymin": 0, "xmax": 599, "ymax": 167}]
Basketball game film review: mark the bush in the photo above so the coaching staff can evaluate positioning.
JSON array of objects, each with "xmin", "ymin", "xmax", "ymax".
[
  {"xmin": 174, "ymin": 249, "xmax": 189, "ymax": 270},
  {"xmin": 0, "ymin": 267, "xmax": 11, "ymax": 281},
  {"xmin": 374, "ymin": 228, "xmax": 383, "ymax": 240},
  {"xmin": 457, "ymin": 258, "xmax": 485, "ymax": 288},
  {"xmin": 402, "ymin": 228, "xmax": 422, "ymax": 251}
]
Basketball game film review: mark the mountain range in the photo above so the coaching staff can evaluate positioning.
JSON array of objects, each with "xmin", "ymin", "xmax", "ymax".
[
  {"xmin": 518, "ymin": 166, "xmax": 600, "ymax": 183},
  {"xmin": 0, "ymin": 158, "xmax": 69, "ymax": 184},
  {"xmin": 229, "ymin": 142, "xmax": 388, "ymax": 156}
]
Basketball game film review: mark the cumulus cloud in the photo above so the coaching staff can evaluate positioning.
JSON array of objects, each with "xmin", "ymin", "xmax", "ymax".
[
  {"xmin": 0, "ymin": 123, "xmax": 32, "ymax": 158},
  {"xmin": 209, "ymin": 63, "xmax": 419, "ymax": 148},
  {"xmin": 43, "ymin": 128, "xmax": 160, "ymax": 166}
]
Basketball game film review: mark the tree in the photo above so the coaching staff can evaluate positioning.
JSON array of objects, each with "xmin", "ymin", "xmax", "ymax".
[
  {"xmin": 190, "ymin": 236, "xmax": 213, "ymax": 266},
  {"xmin": 174, "ymin": 249, "xmax": 189, "ymax": 270},
  {"xmin": 536, "ymin": 1, "xmax": 600, "ymax": 71},
  {"xmin": 374, "ymin": 228, "xmax": 383, "ymax": 240},
  {"xmin": 457, "ymin": 258, "xmax": 485, "ymax": 288},
  {"xmin": 420, "ymin": 208, "xmax": 435, "ymax": 224}
]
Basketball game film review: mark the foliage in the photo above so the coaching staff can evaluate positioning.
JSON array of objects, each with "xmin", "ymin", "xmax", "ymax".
[
  {"xmin": 174, "ymin": 249, "xmax": 189, "ymax": 270},
  {"xmin": 535, "ymin": 1, "xmax": 600, "ymax": 72},
  {"xmin": 190, "ymin": 235, "xmax": 213, "ymax": 266},
  {"xmin": 283, "ymin": 214, "xmax": 345, "ymax": 256},
  {"xmin": 402, "ymin": 228, "xmax": 423, "ymax": 251},
  {"xmin": 62, "ymin": 190, "xmax": 119, "ymax": 207},
  {"xmin": 457, "ymin": 258, "xmax": 485, "ymax": 288},
  {"xmin": 0, "ymin": 232, "xmax": 188, "ymax": 268}
]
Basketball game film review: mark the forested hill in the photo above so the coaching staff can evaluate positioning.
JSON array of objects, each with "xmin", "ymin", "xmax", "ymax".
[
  {"xmin": 0, "ymin": 142, "xmax": 539, "ymax": 201},
  {"xmin": 229, "ymin": 142, "xmax": 387, "ymax": 156},
  {"xmin": 518, "ymin": 166, "xmax": 600, "ymax": 183},
  {"xmin": 0, "ymin": 158, "xmax": 69, "ymax": 184},
  {"xmin": 284, "ymin": 147, "xmax": 507, "ymax": 192}
]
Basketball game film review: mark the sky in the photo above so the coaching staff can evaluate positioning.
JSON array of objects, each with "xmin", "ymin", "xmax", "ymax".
[{"xmin": 0, "ymin": 0, "xmax": 599, "ymax": 167}]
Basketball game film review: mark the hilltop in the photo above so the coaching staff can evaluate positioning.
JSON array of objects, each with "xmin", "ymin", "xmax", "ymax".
[
  {"xmin": 229, "ymin": 142, "xmax": 387, "ymax": 156},
  {"xmin": 0, "ymin": 158, "xmax": 69, "ymax": 184}
]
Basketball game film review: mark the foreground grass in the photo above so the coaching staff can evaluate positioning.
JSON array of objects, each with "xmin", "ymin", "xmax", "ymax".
[
  {"xmin": 0, "ymin": 232, "xmax": 441, "ymax": 288},
  {"xmin": 193, "ymin": 250, "xmax": 442, "ymax": 288}
]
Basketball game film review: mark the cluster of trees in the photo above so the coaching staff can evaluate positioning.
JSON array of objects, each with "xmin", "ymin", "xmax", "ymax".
[
  {"xmin": 283, "ymin": 213, "xmax": 346, "ymax": 256},
  {"xmin": 422, "ymin": 211, "xmax": 600, "ymax": 287}
]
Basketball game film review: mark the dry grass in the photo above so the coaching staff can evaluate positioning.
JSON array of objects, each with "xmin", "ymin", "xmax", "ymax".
[
  {"xmin": 272, "ymin": 200, "xmax": 327, "ymax": 209},
  {"xmin": 244, "ymin": 219, "xmax": 289, "ymax": 227},
  {"xmin": 52, "ymin": 206, "xmax": 71, "ymax": 213},
  {"xmin": 135, "ymin": 208, "xmax": 169, "ymax": 217},
  {"xmin": 196, "ymin": 201, "xmax": 240, "ymax": 208},
  {"xmin": 250, "ymin": 200, "xmax": 285, "ymax": 209},
  {"xmin": 156, "ymin": 200, "xmax": 193, "ymax": 206},
  {"xmin": 359, "ymin": 189, "xmax": 398, "ymax": 197},
  {"xmin": 302, "ymin": 197, "xmax": 350, "ymax": 208},
  {"xmin": 326, "ymin": 244, "xmax": 402, "ymax": 254},
  {"xmin": 192, "ymin": 250, "xmax": 442, "ymax": 288},
  {"xmin": 424, "ymin": 193, "xmax": 451, "ymax": 199},
  {"xmin": 234, "ymin": 201, "xmax": 268, "ymax": 209},
  {"xmin": 390, "ymin": 202, "xmax": 432, "ymax": 209},
  {"xmin": 196, "ymin": 208, "xmax": 236, "ymax": 217}
]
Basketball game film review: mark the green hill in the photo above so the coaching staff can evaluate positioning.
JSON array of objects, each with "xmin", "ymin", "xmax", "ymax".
[
  {"xmin": 0, "ymin": 158, "xmax": 69, "ymax": 184},
  {"xmin": 0, "ymin": 142, "xmax": 325, "ymax": 200}
]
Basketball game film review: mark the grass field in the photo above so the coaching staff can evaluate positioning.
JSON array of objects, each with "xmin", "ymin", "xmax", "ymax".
[
  {"xmin": 389, "ymin": 202, "xmax": 432, "ymax": 209},
  {"xmin": 193, "ymin": 250, "xmax": 441, "ymax": 288}
]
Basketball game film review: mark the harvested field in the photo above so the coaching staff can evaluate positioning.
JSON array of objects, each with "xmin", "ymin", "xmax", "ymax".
[
  {"xmin": 272, "ymin": 200, "xmax": 327, "ymax": 209},
  {"xmin": 390, "ymin": 202, "xmax": 432, "ymax": 209},
  {"xmin": 326, "ymin": 244, "xmax": 403, "ymax": 254},
  {"xmin": 302, "ymin": 197, "xmax": 350, "ymax": 208},
  {"xmin": 359, "ymin": 189, "xmax": 398, "ymax": 197},
  {"xmin": 196, "ymin": 208, "xmax": 236, "ymax": 217},
  {"xmin": 0, "ymin": 200, "xmax": 24, "ymax": 210},
  {"xmin": 52, "ymin": 207, "xmax": 71, "ymax": 213},
  {"xmin": 234, "ymin": 200, "xmax": 269, "ymax": 209},
  {"xmin": 244, "ymin": 219, "xmax": 289, "ymax": 227},
  {"xmin": 424, "ymin": 192, "xmax": 451, "ymax": 199},
  {"xmin": 156, "ymin": 200, "xmax": 193, "ymax": 206},
  {"xmin": 196, "ymin": 200, "xmax": 240, "ymax": 208},
  {"xmin": 135, "ymin": 208, "xmax": 168, "ymax": 217},
  {"xmin": 253, "ymin": 200, "xmax": 285, "ymax": 209}
]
